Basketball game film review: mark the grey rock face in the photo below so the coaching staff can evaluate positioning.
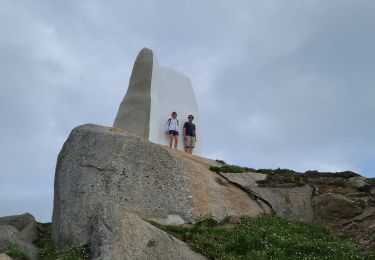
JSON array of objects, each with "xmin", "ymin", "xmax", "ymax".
[
  {"xmin": 113, "ymin": 48, "xmax": 153, "ymax": 138},
  {"xmin": 90, "ymin": 209, "xmax": 206, "ymax": 260},
  {"xmin": 219, "ymin": 172, "xmax": 314, "ymax": 222},
  {"xmin": 220, "ymin": 172, "xmax": 267, "ymax": 188},
  {"xmin": 250, "ymin": 186, "xmax": 314, "ymax": 222},
  {"xmin": 313, "ymin": 193, "xmax": 364, "ymax": 220},
  {"xmin": 52, "ymin": 124, "xmax": 266, "ymax": 253},
  {"xmin": 0, "ymin": 225, "xmax": 38, "ymax": 260},
  {"xmin": 52, "ymin": 124, "xmax": 194, "ymax": 247},
  {"xmin": 348, "ymin": 177, "xmax": 370, "ymax": 191},
  {"xmin": 0, "ymin": 253, "xmax": 12, "ymax": 260},
  {"xmin": 0, "ymin": 213, "xmax": 38, "ymax": 242}
]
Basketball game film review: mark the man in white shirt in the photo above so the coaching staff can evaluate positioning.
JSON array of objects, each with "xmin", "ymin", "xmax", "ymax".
[{"xmin": 165, "ymin": 111, "xmax": 179, "ymax": 149}]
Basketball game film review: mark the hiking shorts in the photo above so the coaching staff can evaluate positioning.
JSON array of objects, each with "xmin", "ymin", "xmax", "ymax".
[
  {"xmin": 184, "ymin": 136, "xmax": 196, "ymax": 148},
  {"xmin": 168, "ymin": 130, "xmax": 179, "ymax": 136}
]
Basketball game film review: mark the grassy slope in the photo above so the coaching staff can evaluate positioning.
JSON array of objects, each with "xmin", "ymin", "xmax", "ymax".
[{"xmin": 155, "ymin": 215, "xmax": 374, "ymax": 260}]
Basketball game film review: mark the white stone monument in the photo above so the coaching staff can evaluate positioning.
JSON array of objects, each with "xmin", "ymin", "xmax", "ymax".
[{"xmin": 114, "ymin": 48, "xmax": 201, "ymax": 154}]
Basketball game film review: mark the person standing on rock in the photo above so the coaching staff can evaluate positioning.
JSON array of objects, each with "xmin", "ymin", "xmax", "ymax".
[
  {"xmin": 165, "ymin": 112, "xmax": 179, "ymax": 149},
  {"xmin": 183, "ymin": 115, "xmax": 196, "ymax": 154}
]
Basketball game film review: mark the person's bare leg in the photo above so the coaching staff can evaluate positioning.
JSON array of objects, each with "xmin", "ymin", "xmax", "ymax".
[
  {"xmin": 174, "ymin": 135, "xmax": 178, "ymax": 149},
  {"xmin": 189, "ymin": 147, "xmax": 194, "ymax": 154},
  {"xmin": 169, "ymin": 134, "xmax": 173, "ymax": 148},
  {"xmin": 184, "ymin": 137, "xmax": 188, "ymax": 152}
]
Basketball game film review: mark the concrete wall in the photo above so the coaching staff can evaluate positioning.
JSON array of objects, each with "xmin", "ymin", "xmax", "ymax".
[
  {"xmin": 149, "ymin": 56, "xmax": 201, "ymax": 154},
  {"xmin": 114, "ymin": 48, "xmax": 201, "ymax": 155}
]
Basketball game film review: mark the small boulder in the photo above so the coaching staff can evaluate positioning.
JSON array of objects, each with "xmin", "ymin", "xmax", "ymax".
[
  {"xmin": 0, "ymin": 213, "xmax": 38, "ymax": 242},
  {"xmin": 227, "ymin": 215, "xmax": 241, "ymax": 224},
  {"xmin": 0, "ymin": 225, "xmax": 38, "ymax": 260},
  {"xmin": 313, "ymin": 193, "xmax": 364, "ymax": 220},
  {"xmin": 0, "ymin": 254, "xmax": 12, "ymax": 260},
  {"xmin": 250, "ymin": 186, "xmax": 314, "ymax": 222},
  {"xmin": 348, "ymin": 177, "xmax": 370, "ymax": 191},
  {"xmin": 218, "ymin": 172, "xmax": 314, "ymax": 222}
]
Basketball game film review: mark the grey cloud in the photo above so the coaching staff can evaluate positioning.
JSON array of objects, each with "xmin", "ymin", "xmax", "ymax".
[{"xmin": 201, "ymin": 1, "xmax": 375, "ymax": 173}]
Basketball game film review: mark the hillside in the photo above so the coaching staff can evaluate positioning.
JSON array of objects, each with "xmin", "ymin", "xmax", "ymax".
[{"xmin": 0, "ymin": 124, "xmax": 374, "ymax": 259}]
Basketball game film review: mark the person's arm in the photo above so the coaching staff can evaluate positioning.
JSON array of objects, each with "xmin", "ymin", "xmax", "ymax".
[
  {"xmin": 183, "ymin": 123, "xmax": 187, "ymax": 139},
  {"xmin": 165, "ymin": 119, "xmax": 170, "ymax": 134}
]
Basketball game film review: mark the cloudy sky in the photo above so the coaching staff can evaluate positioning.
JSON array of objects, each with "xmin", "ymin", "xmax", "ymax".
[{"xmin": 1, "ymin": 0, "xmax": 374, "ymax": 222}]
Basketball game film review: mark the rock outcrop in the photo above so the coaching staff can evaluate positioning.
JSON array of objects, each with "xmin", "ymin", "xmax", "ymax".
[
  {"xmin": 0, "ymin": 213, "xmax": 38, "ymax": 242},
  {"xmin": 218, "ymin": 169, "xmax": 375, "ymax": 247},
  {"xmin": 0, "ymin": 213, "xmax": 39, "ymax": 260},
  {"xmin": 52, "ymin": 124, "xmax": 268, "ymax": 258},
  {"xmin": 0, "ymin": 253, "xmax": 12, "ymax": 260},
  {"xmin": 313, "ymin": 193, "xmax": 364, "ymax": 220},
  {"xmin": 219, "ymin": 172, "xmax": 314, "ymax": 222},
  {"xmin": 0, "ymin": 225, "xmax": 38, "ymax": 260},
  {"xmin": 90, "ymin": 209, "xmax": 206, "ymax": 260},
  {"xmin": 348, "ymin": 176, "xmax": 371, "ymax": 191}
]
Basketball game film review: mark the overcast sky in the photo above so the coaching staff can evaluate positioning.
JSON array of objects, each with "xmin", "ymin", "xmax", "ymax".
[{"xmin": 1, "ymin": 0, "xmax": 374, "ymax": 222}]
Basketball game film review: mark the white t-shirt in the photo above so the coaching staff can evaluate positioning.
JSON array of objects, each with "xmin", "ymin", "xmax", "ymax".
[{"xmin": 165, "ymin": 118, "xmax": 179, "ymax": 131}]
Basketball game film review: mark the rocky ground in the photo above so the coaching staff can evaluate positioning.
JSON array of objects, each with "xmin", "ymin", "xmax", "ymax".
[{"xmin": 212, "ymin": 163, "xmax": 375, "ymax": 249}]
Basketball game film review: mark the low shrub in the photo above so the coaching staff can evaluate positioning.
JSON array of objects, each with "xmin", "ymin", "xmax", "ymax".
[
  {"xmin": 5, "ymin": 245, "xmax": 28, "ymax": 260},
  {"xmin": 210, "ymin": 165, "xmax": 256, "ymax": 173},
  {"xmin": 33, "ymin": 223, "xmax": 89, "ymax": 260},
  {"xmin": 366, "ymin": 178, "xmax": 375, "ymax": 186}
]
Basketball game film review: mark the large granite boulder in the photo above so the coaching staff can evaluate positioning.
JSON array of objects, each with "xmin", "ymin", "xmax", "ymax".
[
  {"xmin": 0, "ymin": 225, "xmax": 38, "ymax": 260},
  {"xmin": 0, "ymin": 213, "xmax": 38, "ymax": 242},
  {"xmin": 52, "ymin": 124, "xmax": 267, "ymax": 256}
]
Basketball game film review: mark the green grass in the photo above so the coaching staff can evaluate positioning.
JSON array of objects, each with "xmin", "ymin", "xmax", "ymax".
[
  {"xmin": 5, "ymin": 245, "xmax": 28, "ymax": 260},
  {"xmin": 33, "ymin": 223, "xmax": 89, "ymax": 260},
  {"xmin": 155, "ymin": 215, "xmax": 374, "ymax": 260},
  {"xmin": 210, "ymin": 164, "xmax": 256, "ymax": 174},
  {"xmin": 209, "ymin": 164, "xmax": 298, "ymax": 175},
  {"xmin": 366, "ymin": 178, "xmax": 375, "ymax": 186}
]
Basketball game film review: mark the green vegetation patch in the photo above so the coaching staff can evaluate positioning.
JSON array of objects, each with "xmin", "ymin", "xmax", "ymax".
[
  {"xmin": 33, "ymin": 223, "xmax": 89, "ymax": 260},
  {"xmin": 366, "ymin": 178, "xmax": 375, "ymax": 186},
  {"xmin": 210, "ymin": 164, "xmax": 256, "ymax": 174},
  {"xmin": 5, "ymin": 245, "xmax": 28, "ymax": 260},
  {"xmin": 155, "ymin": 215, "xmax": 374, "ymax": 259}
]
